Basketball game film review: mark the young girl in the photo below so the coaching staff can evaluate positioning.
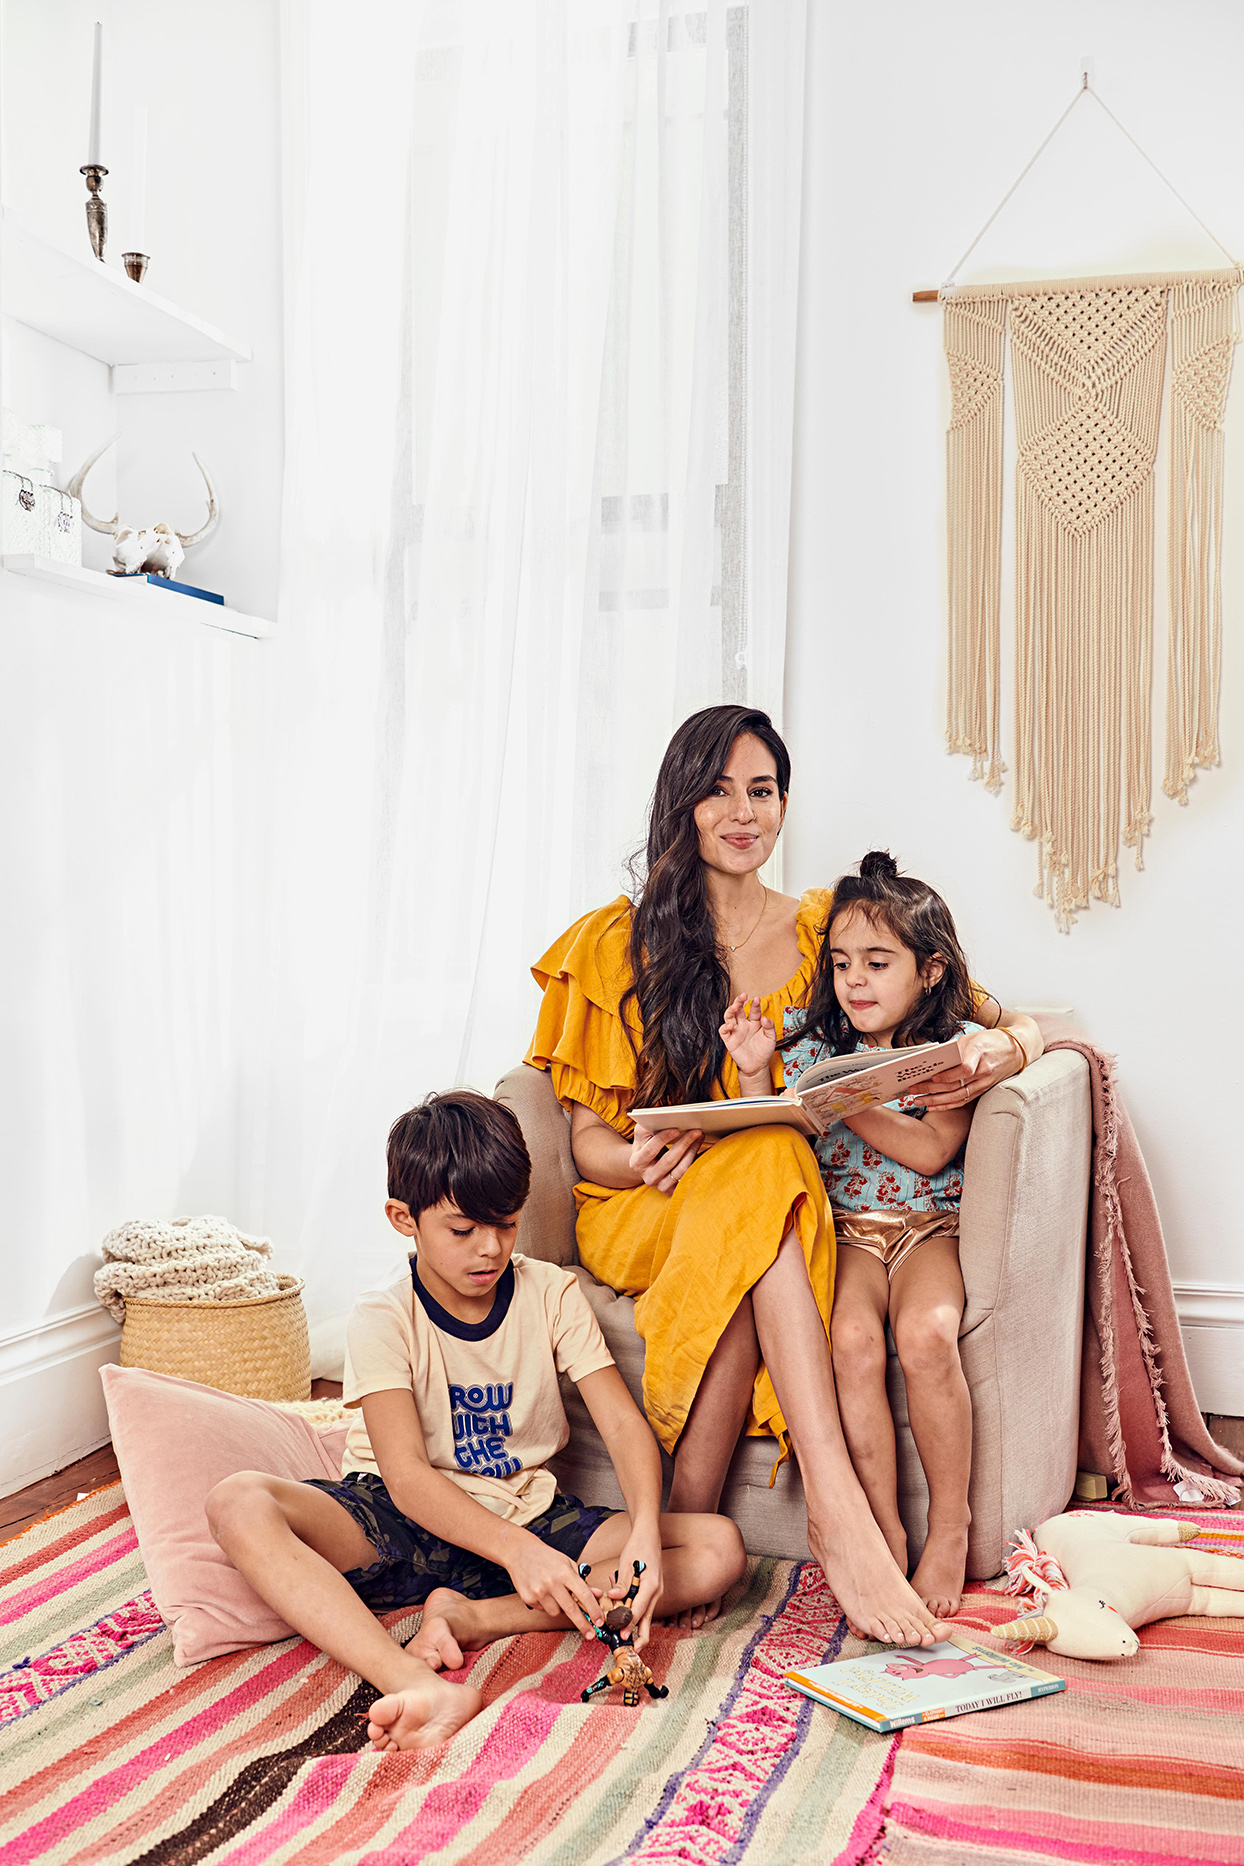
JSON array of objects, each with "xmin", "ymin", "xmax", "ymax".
[{"xmin": 720, "ymin": 850, "xmax": 983, "ymax": 1617}]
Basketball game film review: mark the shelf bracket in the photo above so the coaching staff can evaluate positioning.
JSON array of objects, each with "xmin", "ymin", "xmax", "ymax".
[{"xmin": 112, "ymin": 360, "xmax": 240, "ymax": 395}]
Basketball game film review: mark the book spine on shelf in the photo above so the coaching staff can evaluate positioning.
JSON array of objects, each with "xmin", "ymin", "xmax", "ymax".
[{"xmin": 144, "ymin": 575, "xmax": 224, "ymax": 605}]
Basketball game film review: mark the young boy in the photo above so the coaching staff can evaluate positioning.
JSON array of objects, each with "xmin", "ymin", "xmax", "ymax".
[{"xmin": 208, "ymin": 1090, "xmax": 745, "ymax": 1752}]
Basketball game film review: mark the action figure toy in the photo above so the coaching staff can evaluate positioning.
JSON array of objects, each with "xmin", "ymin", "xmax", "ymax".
[{"xmin": 576, "ymin": 1559, "xmax": 670, "ymax": 1706}]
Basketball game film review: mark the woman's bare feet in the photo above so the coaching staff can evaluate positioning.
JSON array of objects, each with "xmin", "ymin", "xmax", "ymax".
[
  {"xmin": 809, "ymin": 1502, "xmax": 946, "ymax": 1647},
  {"xmin": 366, "ymin": 1670, "xmax": 484, "ymax": 1752},
  {"xmin": 910, "ymin": 1522, "xmax": 969, "ymax": 1619},
  {"xmin": 407, "ymin": 1587, "xmax": 490, "ymax": 1672}
]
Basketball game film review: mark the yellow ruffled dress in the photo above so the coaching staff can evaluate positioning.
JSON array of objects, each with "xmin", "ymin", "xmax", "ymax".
[{"xmin": 526, "ymin": 890, "xmax": 835, "ymax": 1456}]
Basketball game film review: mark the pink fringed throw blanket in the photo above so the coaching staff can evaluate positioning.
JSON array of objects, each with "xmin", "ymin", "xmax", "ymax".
[{"xmin": 1040, "ymin": 1025, "xmax": 1242, "ymax": 1507}]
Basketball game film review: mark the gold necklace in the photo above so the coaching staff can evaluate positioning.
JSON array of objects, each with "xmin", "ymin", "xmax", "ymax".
[{"xmin": 725, "ymin": 885, "xmax": 768, "ymax": 953}]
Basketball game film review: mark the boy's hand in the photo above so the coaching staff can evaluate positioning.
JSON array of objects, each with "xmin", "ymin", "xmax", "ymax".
[
  {"xmin": 608, "ymin": 1541, "xmax": 663, "ymax": 1651},
  {"xmin": 508, "ymin": 1533, "xmax": 603, "ymax": 1629},
  {"xmin": 719, "ymin": 994, "xmax": 777, "ymax": 1086}
]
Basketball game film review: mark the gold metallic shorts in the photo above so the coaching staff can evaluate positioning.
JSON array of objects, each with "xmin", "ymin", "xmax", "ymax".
[{"xmin": 832, "ymin": 1208, "xmax": 959, "ymax": 1280}]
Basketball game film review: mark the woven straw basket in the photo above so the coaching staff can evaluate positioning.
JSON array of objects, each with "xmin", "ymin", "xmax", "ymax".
[{"xmin": 119, "ymin": 1275, "xmax": 312, "ymax": 1401}]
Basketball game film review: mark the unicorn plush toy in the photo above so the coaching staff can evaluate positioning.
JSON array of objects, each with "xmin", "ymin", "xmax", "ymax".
[{"xmin": 992, "ymin": 1511, "xmax": 1244, "ymax": 1660}]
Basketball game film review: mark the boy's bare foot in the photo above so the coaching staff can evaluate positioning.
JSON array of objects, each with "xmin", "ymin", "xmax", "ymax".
[
  {"xmin": 910, "ymin": 1523, "xmax": 969, "ymax": 1619},
  {"xmin": 408, "ymin": 1587, "xmax": 490, "ymax": 1672},
  {"xmin": 366, "ymin": 1671, "xmax": 484, "ymax": 1752},
  {"xmin": 808, "ymin": 1502, "xmax": 946, "ymax": 1647},
  {"xmin": 666, "ymin": 1597, "xmax": 722, "ymax": 1632}
]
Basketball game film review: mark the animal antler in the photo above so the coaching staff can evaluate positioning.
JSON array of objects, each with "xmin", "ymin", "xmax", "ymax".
[
  {"xmin": 174, "ymin": 454, "xmax": 219, "ymax": 547},
  {"xmin": 64, "ymin": 436, "xmax": 119, "ymax": 536},
  {"xmin": 63, "ymin": 441, "xmax": 219, "ymax": 549}
]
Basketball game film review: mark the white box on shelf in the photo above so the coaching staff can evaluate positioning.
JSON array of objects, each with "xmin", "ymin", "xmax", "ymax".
[
  {"xmin": 36, "ymin": 488, "xmax": 81, "ymax": 565},
  {"xmin": 2, "ymin": 470, "xmax": 42, "ymax": 553},
  {"xmin": 25, "ymin": 424, "xmax": 62, "ymax": 464}
]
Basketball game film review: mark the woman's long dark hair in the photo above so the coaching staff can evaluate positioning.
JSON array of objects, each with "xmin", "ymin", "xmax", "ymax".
[
  {"xmin": 783, "ymin": 850, "xmax": 974, "ymax": 1057},
  {"xmin": 622, "ymin": 705, "xmax": 791, "ymax": 1109}
]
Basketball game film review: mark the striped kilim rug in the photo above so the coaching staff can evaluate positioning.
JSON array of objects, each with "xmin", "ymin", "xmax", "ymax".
[
  {"xmin": 0, "ymin": 1484, "xmax": 896, "ymax": 1865},
  {"xmin": 880, "ymin": 1508, "xmax": 1244, "ymax": 1865}
]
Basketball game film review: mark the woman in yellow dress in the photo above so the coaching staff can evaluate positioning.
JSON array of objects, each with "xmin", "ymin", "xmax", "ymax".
[{"xmin": 527, "ymin": 705, "xmax": 1041, "ymax": 1644}]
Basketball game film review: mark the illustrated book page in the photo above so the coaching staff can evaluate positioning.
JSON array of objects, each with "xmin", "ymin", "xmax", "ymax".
[{"xmin": 631, "ymin": 1038, "xmax": 964, "ymax": 1139}]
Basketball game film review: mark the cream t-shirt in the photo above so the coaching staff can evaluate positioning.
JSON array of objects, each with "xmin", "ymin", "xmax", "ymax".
[{"xmin": 341, "ymin": 1252, "xmax": 615, "ymax": 1526}]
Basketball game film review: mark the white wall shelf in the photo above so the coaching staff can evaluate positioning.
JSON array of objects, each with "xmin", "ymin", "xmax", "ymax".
[
  {"xmin": 1, "ymin": 209, "xmax": 251, "ymax": 371},
  {"xmin": 2, "ymin": 555, "xmax": 273, "ymax": 639}
]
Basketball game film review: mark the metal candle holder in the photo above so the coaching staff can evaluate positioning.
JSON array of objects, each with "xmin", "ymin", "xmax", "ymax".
[
  {"xmin": 122, "ymin": 253, "xmax": 149, "ymax": 283},
  {"xmin": 80, "ymin": 164, "xmax": 109, "ymax": 260}
]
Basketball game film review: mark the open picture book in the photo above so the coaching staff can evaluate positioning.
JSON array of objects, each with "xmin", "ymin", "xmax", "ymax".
[
  {"xmin": 783, "ymin": 1634, "xmax": 1065, "ymax": 1734},
  {"xmin": 631, "ymin": 1036, "xmax": 964, "ymax": 1139}
]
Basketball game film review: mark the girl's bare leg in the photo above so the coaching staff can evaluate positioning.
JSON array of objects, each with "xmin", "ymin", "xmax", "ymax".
[
  {"xmin": 751, "ymin": 1231, "xmax": 944, "ymax": 1646},
  {"xmin": 207, "ymin": 1471, "xmax": 483, "ymax": 1751},
  {"xmin": 830, "ymin": 1246, "xmax": 908, "ymax": 1574},
  {"xmin": 889, "ymin": 1239, "xmax": 972, "ymax": 1617},
  {"xmin": 668, "ymin": 1294, "xmax": 760, "ymax": 1513}
]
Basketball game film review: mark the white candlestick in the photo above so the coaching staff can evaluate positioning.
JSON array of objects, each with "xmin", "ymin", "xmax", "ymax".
[
  {"xmin": 87, "ymin": 22, "xmax": 103, "ymax": 165},
  {"xmin": 132, "ymin": 108, "xmax": 148, "ymax": 249}
]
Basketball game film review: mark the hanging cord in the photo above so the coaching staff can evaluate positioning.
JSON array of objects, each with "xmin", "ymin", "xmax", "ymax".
[{"xmin": 940, "ymin": 73, "xmax": 1240, "ymax": 294}]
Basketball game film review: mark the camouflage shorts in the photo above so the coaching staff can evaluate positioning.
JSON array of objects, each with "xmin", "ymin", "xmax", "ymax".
[{"xmin": 303, "ymin": 1470, "xmax": 616, "ymax": 1610}]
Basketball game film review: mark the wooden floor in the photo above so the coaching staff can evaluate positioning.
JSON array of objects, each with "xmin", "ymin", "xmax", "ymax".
[
  {"xmin": 1, "ymin": 1393, "xmax": 1239, "ymax": 1548},
  {"xmin": 0, "ymin": 1380, "xmax": 345, "ymax": 1546}
]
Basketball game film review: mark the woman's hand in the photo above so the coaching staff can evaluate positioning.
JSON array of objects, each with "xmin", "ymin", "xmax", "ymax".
[
  {"xmin": 629, "ymin": 1122, "xmax": 703, "ymax": 1194},
  {"xmin": 719, "ymin": 994, "xmax": 777, "ymax": 1089},
  {"xmin": 912, "ymin": 1027, "xmax": 1027, "ymax": 1110}
]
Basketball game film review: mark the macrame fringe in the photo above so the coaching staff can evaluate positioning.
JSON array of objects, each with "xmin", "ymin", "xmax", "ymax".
[
  {"xmin": 945, "ymin": 294, "xmax": 1006, "ymax": 793},
  {"xmin": 1165, "ymin": 273, "xmax": 1240, "ymax": 805},
  {"xmin": 945, "ymin": 267, "xmax": 1243, "ymax": 927}
]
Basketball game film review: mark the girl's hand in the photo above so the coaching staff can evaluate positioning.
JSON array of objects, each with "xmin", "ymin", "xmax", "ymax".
[
  {"xmin": 629, "ymin": 1122, "xmax": 702, "ymax": 1194},
  {"xmin": 719, "ymin": 994, "xmax": 777, "ymax": 1085},
  {"xmin": 609, "ymin": 1543, "xmax": 663, "ymax": 1651},
  {"xmin": 912, "ymin": 1028, "xmax": 1025, "ymax": 1110}
]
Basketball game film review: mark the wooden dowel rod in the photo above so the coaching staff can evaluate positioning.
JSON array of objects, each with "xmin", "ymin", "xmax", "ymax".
[{"xmin": 912, "ymin": 289, "xmax": 939, "ymax": 302}]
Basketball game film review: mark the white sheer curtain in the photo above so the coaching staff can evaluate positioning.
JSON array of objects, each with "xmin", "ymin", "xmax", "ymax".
[{"xmin": 250, "ymin": 0, "xmax": 807, "ymax": 1333}]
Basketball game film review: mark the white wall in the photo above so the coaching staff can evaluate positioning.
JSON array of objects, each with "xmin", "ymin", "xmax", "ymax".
[
  {"xmin": 786, "ymin": 0, "xmax": 1244, "ymax": 1406},
  {"xmin": 0, "ymin": 0, "xmax": 282, "ymax": 1490}
]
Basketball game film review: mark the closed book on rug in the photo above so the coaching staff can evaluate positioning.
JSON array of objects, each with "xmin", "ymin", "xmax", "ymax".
[
  {"xmin": 784, "ymin": 1635, "xmax": 1064, "ymax": 1733},
  {"xmin": 632, "ymin": 1037, "xmax": 964, "ymax": 1139}
]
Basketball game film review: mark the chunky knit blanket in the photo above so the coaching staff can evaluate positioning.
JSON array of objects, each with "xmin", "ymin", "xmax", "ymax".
[{"xmin": 94, "ymin": 1216, "xmax": 280, "ymax": 1323}]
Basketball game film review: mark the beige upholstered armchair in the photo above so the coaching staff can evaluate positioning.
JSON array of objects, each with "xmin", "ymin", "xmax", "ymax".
[{"xmin": 495, "ymin": 1050, "xmax": 1091, "ymax": 1580}]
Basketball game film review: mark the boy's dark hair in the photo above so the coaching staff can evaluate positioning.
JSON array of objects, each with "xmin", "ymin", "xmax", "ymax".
[
  {"xmin": 387, "ymin": 1090, "xmax": 531, "ymax": 1224},
  {"xmin": 782, "ymin": 850, "xmax": 975, "ymax": 1056}
]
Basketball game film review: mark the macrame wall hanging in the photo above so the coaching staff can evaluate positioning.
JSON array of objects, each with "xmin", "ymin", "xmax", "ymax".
[{"xmin": 926, "ymin": 75, "xmax": 1242, "ymax": 930}]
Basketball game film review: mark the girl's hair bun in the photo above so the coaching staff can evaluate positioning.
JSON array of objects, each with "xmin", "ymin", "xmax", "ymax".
[{"xmin": 857, "ymin": 849, "xmax": 899, "ymax": 882}]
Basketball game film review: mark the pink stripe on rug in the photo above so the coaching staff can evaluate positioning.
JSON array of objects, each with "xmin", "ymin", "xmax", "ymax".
[
  {"xmin": 831, "ymin": 1736, "xmax": 898, "ymax": 1866},
  {"xmin": 349, "ymin": 1643, "xmax": 602, "ymax": 1865},
  {"xmin": 0, "ymin": 1529, "xmax": 138, "ymax": 1627},
  {"xmin": 4, "ymin": 1639, "xmax": 322, "ymax": 1863},
  {"xmin": 888, "ymin": 1798, "xmax": 1242, "ymax": 1865},
  {"xmin": 251, "ymin": 1638, "xmax": 566, "ymax": 1866},
  {"xmin": 0, "ymin": 1593, "xmax": 163, "ymax": 1724},
  {"xmin": 0, "ymin": 1501, "xmax": 130, "ymax": 1585}
]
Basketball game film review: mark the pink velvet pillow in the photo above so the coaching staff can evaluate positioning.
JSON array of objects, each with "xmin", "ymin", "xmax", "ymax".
[{"xmin": 100, "ymin": 1363, "xmax": 351, "ymax": 1665}]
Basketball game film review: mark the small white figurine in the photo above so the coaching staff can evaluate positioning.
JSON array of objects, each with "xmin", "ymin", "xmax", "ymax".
[
  {"xmin": 65, "ymin": 436, "xmax": 218, "ymax": 579},
  {"xmin": 993, "ymin": 1510, "xmax": 1244, "ymax": 1660}
]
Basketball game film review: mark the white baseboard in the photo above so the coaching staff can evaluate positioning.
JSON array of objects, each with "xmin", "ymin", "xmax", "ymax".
[
  {"xmin": 1174, "ymin": 1282, "xmax": 1244, "ymax": 1417},
  {"xmin": 0, "ymin": 1304, "xmax": 121, "ymax": 1499}
]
